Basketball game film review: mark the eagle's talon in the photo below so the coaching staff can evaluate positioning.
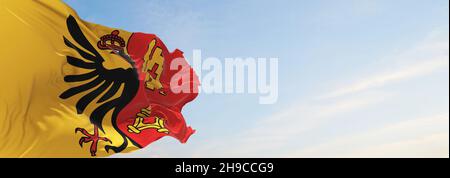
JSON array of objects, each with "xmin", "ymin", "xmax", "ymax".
[
  {"xmin": 75, "ymin": 128, "xmax": 82, "ymax": 133},
  {"xmin": 75, "ymin": 126, "xmax": 111, "ymax": 156},
  {"xmin": 78, "ymin": 136, "xmax": 88, "ymax": 148}
]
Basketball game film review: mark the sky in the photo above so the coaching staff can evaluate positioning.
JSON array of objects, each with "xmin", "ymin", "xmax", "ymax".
[{"xmin": 64, "ymin": 0, "xmax": 449, "ymax": 158}]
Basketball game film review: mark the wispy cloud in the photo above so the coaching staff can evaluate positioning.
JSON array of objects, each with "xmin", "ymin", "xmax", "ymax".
[
  {"xmin": 320, "ymin": 35, "xmax": 449, "ymax": 99},
  {"xmin": 99, "ymin": 2, "xmax": 449, "ymax": 157},
  {"xmin": 291, "ymin": 113, "xmax": 449, "ymax": 158},
  {"xmin": 188, "ymin": 94, "xmax": 388, "ymax": 157},
  {"xmin": 183, "ymin": 31, "xmax": 450, "ymax": 158},
  {"xmin": 127, "ymin": 1, "xmax": 206, "ymax": 50},
  {"xmin": 320, "ymin": 59, "xmax": 448, "ymax": 99}
]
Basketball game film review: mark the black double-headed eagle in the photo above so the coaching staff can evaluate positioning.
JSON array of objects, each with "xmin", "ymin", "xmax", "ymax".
[{"xmin": 60, "ymin": 15, "xmax": 139, "ymax": 155}]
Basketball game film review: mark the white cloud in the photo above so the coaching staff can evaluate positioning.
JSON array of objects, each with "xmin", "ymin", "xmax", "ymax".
[
  {"xmin": 351, "ymin": 133, "xmax": 449, "ymax": 158},
  {"xmin": 320, "ymin": 58, "xmax": 448, "ymax": 99},
  {"xmin": 113, "ymin": 17, "xmax": 449, "ymax": 157},
  {"xmin": 183, "ymin": 31, "xmax": 450, "ymax": 158},
  {"xmin": 185, "ymin": 93, "xmax": 389, "ymax": 157},
  {"xmin": 319, "ymin": 36, "xmax": 449, "ymax": 99},
  {"xmin": 291, "ymin": 113, "xmax": 449, "ymax": 158},
  {"xmin": 128, "ymin": 1, "xmax": 205, "ymax": 50}
]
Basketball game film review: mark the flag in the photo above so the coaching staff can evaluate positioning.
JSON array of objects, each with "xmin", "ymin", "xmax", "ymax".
[{"xmin": 0, "ymin": 0, "xmax": 199, "ymax": 157}]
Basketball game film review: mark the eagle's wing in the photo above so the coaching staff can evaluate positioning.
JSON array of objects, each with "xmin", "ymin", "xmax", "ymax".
[{"xmin": 60, "ymin": 15, "xmax": 139, "ymax": 131}]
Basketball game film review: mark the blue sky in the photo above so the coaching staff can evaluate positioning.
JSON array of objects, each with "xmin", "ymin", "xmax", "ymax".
[{"xmin": 64, "ymin": 0, "xmax": 449, "ymax": 157}]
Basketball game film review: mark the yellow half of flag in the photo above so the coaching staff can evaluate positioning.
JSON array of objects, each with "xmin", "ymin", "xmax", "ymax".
[{"xmin": 0, "ymin": 0, "xmax": 198, "ymax": 158}]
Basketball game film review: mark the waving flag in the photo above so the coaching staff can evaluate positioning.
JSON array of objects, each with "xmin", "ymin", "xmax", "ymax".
[{"xmin": 0, "ymin": 1, "xmax": 199, "ymax": 157}]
